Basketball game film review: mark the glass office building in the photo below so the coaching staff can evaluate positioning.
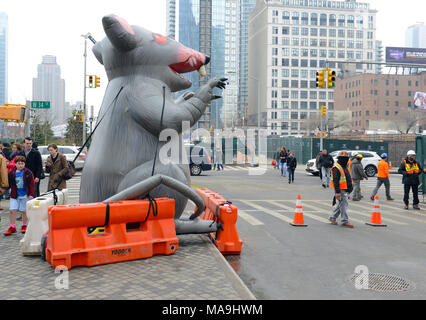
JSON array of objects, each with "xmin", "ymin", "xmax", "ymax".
[{"xmin": 0, "ymin": 12, "xmax": 8, "ymax": 106}]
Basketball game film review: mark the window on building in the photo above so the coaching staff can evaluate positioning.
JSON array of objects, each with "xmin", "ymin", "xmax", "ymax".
[
  {"xmin": 291, "ymin": 101, "xmax": 298, "ymax": 109},
  {"xmin": 311, "ymin": 13, "xmax": 318, "ymax": 26},
  {"xmin": 282, "ymin": 80, "xmax": 289, "ymax": 88},
  {"xmin": 329, "ymin": 14, "xmax": 336, "ymax": 26},
  {"xmin": 310, "ymin": 101, "xmax": 317, "ymax": 110}
]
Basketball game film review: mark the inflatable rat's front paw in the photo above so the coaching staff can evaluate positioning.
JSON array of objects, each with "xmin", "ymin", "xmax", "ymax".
[{"xmin": 195, "ymin": 78, "xmax": 228, "ymax": 103}]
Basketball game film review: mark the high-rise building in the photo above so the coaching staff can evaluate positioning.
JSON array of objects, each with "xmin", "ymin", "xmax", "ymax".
[
  {"xmin": 405, "ymin": 22, "xmax": 426, "ymax": 48},
  {"xmin": 32, "ymin": 55, "xmax": 66, "ymax": 126},
  {"xmin": 0, "ymin": 12, "xmax": 8, "ymax": 106},
  {"xmin": 166, "ymin": 0, "xmax": 177, "ymax": 39},
  {"xmin": 249, "ymin": 0, "xmax": 379, "ymax": 136},
  {"xmin": 171, "ymin": 0, "xmax": 240, "ymax": 130},
  {"xmin": 238, "ymin": 0, "xmax": 257, "ymax": 128}
]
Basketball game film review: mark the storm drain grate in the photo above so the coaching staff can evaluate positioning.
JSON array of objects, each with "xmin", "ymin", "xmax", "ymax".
[{"xmin": 349, "ymin": 273, "xmax": 415, "ymax": 292}]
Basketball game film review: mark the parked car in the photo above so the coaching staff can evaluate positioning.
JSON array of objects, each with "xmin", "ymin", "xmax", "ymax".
[
  {"xmin": 185, "ymin": 145, "xmax": 212, "ymax": 176},
  {"xmin": 38, "ymin": 145, "xmax": 87, "ymax": 171},
  {"xmin": 305, "ymin": 150, "xmax": 382, "ymax": 177}
]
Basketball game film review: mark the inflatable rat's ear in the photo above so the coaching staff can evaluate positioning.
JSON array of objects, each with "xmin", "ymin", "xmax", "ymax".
[
  {"xmin": 92, "ymin": 42, "xmax": 104, "ymax": 65},
  {"xmin": 102, "ymin": 15, "xmax": 140, "ymax": 52}
]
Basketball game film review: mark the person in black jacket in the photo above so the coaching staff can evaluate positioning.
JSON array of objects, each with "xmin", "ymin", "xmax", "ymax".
[
  {"xmin": 286, "ymin": 152, "xmax": 297, "ymax": 184},
  {"xmin": 279, "ymin": 147, "xmax": 288, "ymax": 177},
  {"xmin": 23, "ymin": 137, "xmax": 43, "ymax": 197},
  {"xmin": 329, "ymin": 151, "xmax": 354, "ymax": 228},
  {"xmin": 318, "ymin": 149, "xmax": 334, "ymax": 188},
  {"xmin": 398, "ymin": 150, "xmax": 426, "ymax": 210}
]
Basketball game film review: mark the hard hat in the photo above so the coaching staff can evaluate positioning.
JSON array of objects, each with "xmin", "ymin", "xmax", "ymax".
[
  {"xmin": 352, "ymin": 151, "xmax": 358, "ymax": 157},
  {"xmin": 407, "ymin": 150, "xmax": 416, "ymax": 156},
  {"xmin": 381, "ymin": 153, "xmax": 387, "ymax": 159},
  {"xmin": 355, "ymin": 154, "xmax": 363, "ymax": 159}
]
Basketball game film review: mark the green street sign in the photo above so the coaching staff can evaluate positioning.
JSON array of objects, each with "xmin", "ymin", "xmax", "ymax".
[{"xmin": 31, "ymin": 101, "xmax": 50, "ymax": 109}]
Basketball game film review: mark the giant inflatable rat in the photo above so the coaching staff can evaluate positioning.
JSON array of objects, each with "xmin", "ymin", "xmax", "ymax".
[{"xmin": 79, "ymin": 15, "xmax": 226, "ymax": 233}]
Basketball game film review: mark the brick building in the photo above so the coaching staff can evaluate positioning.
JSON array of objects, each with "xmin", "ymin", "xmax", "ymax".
[{"xmin": 334, "ymin": 72, "xmax": 426, "ymax": 130}]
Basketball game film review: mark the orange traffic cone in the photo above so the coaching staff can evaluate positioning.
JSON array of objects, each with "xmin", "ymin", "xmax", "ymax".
[
  {"xmin": 366, "ymin": 196, "xmax": 387, "ymax": 227},
  {"xmin": 290, "ymin": 195, "xmax": 308, "ymax": 227}
]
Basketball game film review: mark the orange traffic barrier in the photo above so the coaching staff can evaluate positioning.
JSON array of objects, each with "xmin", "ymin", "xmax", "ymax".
[
  {"xmin": 197, "ymin": 188, "xmax": 242, "ymax": 255},
  {"xmin": 366, "ymin": 196, "xmax": 387, "ymax": 227},
  {"xmin": 290, "ymin": 195, "xmax": 308, "ymax": 227},
  {"xmin": 44, "ymin": 198, "xmax": 178, "ymax": 269}
]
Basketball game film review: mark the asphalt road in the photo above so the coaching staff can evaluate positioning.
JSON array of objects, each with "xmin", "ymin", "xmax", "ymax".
[{"xmin": 191, "ymin": 165, "xmax": 426, "ymax": 300}]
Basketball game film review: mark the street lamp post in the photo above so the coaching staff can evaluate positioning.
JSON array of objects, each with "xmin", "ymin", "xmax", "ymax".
[
  {"xmin": 80, "ymin": 33, "xmax": 96, "ymax": 146},
  {"xmin": 248, "ymin": 75, "xmax": 261, "ymax": 135}
]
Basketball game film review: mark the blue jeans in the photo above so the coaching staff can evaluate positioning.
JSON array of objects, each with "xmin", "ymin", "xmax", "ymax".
[
  {"xmin": 275, "ymin": 159, "xmax": 280, "ymax": 169},
  {"xmin": 288, "ymin": 167, "xmax": 295, "ymax": 181},
  {"xmin": 281, "ymin": 162, "xmax": 287, "ymax": 176}
]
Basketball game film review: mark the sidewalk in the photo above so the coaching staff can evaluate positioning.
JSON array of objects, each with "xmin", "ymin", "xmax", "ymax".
[{"xmin": 0, "ymin": 198, "xmax": 255, "ymax": 300}]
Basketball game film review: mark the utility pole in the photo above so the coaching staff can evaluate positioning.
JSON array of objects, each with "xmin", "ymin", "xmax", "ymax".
[
  {"xmin": 81, "ymin": 33, "xmax": 96, "ymax": 146},
  {"xmin": 81, "ymin": 33, "xmax": 88, "ymax": 146}
]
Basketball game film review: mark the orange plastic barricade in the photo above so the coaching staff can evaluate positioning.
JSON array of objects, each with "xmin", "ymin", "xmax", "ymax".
[
  {"xmin": 197, "ymin": 188, "xmax": 242, "ymax": 255},
  {"xmin": 44, "ymin": 198, "xmax": 178, "ymax": 269}
]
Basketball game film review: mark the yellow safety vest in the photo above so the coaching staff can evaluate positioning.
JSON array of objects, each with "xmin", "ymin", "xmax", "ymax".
[
  {"xmin": 331, "ymin": 163, "xmax": 348, "ymax": 190},
  {"xmin": 404, "ymin": 160, "xmax": 419, "ymax": 175}
]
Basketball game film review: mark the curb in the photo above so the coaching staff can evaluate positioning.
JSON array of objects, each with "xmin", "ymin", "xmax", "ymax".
[{"xmin": 201, "ymin": 235, "xmax": 256, "ymax": 300}]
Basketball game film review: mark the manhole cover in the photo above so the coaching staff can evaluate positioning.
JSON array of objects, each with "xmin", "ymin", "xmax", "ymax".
[{"xmin": 349, "ymin": 273, "xmax": 415, "ymax": 292}]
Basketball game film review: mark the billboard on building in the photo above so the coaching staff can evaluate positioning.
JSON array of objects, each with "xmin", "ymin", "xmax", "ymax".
[
  {"xmin": 414, "ymin": 91, "xmax": 426, "ymax": 110},
  {"xmin": 386, "ymin": 47, "xmax": 426, "ymax": 65}
]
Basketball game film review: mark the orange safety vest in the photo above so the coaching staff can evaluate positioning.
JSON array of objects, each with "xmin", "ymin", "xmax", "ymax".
[
  {"xmin": 404, "ymin": 160, "xmax": 419, "ymax": 174},
  {"xmin": 377, "ymin": 159, "xmax": 389, "ymax": 178},
  {"xmin": 331, "ymin": 163, "xmax": 348, "ymax": 190},
  {"xmin": 347, "ymin": 159, "xmax": 352, "ymax": 174}
]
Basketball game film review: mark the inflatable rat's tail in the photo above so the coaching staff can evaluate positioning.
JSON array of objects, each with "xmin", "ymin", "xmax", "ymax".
[{"xmin": 103, "ymin": 175, "xmax": 218, "ymax": 235}]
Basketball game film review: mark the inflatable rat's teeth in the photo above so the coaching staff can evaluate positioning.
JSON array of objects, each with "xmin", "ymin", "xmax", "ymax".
[{"xmin": 197, "ymin": 65, "xmax": 206, "ymax": 78}]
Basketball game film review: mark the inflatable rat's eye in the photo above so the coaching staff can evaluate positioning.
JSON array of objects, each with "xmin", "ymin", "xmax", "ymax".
[{"xmin": 153, "ymin": 34, "xmax": 168, "ymax": 44}]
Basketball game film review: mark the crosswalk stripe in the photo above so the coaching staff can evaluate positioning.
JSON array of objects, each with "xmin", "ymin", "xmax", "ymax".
[
  {"xmin": 377, "ymin": 201, "xmax": 426, "ymax": 217},
  {"xmin": 351, "ymin": 201, "xmax": 426, "ymax": 223},
  {"xmin": 269, "ymin": 201, "xmax": 331, "ymax": 224},
  {"xmin": 239, "ymin": 200, "xmax": 293, "ymax": 224},
  {"xmin": 238, "ymin": 209, "xmax": 264, "ymax": 226},
  {"xmin": 303, "ymin": 199, "xmax": 407, "ymax": 225}
]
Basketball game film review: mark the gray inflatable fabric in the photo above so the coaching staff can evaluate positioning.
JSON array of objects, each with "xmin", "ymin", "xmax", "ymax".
[{"xmin": 79, "ymin": 15, "xmax": 226, "ymax": 234}]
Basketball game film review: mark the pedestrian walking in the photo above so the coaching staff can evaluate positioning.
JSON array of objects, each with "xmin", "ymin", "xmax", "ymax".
[
  {"xmin": 350, "ymin": 153, "xmax": 368, "ymax": 201},
  {"xmin": 286, "ymin": 152, "xmax": 297, "ymax": 184},
  {"xmin": 3, "ymin": 156, "xmax": 34, "ymax": 236},
  {"xmin": 398, "ymin": 150, "xmax": 426, "ymax": 210},
  {"xmin": 23, "ymin": 137, "xmax": 43, "ymax": 197},
  {"xmin": 279, "ymin": 147, "xmax": 288, "ymax": 177},
  {"xmin": 214, "ymin": 148, "xmax": 223, "ymax": 171},
  {"xmin": 316, "ymin": 151, "xmax": 323, "ymax": 181},
  {"xmin": 273, "ymin": 147, "xmax": 281, "ymax": 170},
  {"xmin": 45, "ymin": 144, "xmax": 68, "ymax": 191},
  {"xmin": 370, "ymin": 153, "xmax": 394, "ymax": 201},
  {"xmin": 318, "ymin": 149, "xmax": 334, "ymax": 188},
  {"xmin": 329, "ymin": 151, "xmax": 354, "ymax": 228}
]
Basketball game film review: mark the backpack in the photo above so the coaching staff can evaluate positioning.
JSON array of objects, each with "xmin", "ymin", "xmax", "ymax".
[{"xmin": 7, "ymin": 157, "xmax": 16, "ymax": 173}]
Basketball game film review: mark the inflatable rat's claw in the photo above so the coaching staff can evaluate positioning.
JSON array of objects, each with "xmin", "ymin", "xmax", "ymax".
[{"xmin": 212, "ymin": 95, "xmax": 222, "ymax": 100}]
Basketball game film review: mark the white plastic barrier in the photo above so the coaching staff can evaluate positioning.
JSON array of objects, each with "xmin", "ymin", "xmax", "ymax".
[{"xmin": 20, "ymin": 189, "xmax": 69, "ymax": 255}]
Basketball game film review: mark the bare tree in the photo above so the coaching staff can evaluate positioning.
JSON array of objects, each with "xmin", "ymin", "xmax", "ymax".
[
  {"xmin": 393, "ymin": 108, "xmax": 426, "ymax": 134},
  {"xmin": 301, "ymin": 112, "xmax": 352, "ymax": 135}
]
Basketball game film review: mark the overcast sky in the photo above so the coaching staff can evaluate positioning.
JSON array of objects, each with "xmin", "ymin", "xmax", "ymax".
[{"xmin": 2, "ymin": 0, "xmax": 426, "ymax": 115}]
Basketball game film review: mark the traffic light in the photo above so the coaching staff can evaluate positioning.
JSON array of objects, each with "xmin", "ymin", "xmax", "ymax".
[
  {"xmin": 73, "ymin": 114, "xmax": 84, "ymax": 122},
  {"xmin": 88, "ymin": 75, "xmax": 94, "ymax": 88},
  {"xmin": 95, "ymin": 76, "xmax": 100, "ymax": 88},
  {"xmin": 316, "ymin": 70, "xmax": 325, "ymax": 88},
  {"xmin": 320, "ymin": 105, "xmax": 327, "ymax": 117},
  {"xmin": 327, "ymin": 69, "xmax": 336, "ymax": 88}
]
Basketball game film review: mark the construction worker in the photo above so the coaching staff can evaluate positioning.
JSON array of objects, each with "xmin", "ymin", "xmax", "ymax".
[
  {"xmin": 350, "ymin": 153, "xmax": 368, "ymax": 201},
  {"xmin": 329, "ymin": 151, "xmax": 354, "ymax": 228},
  {"xmin": 398, "ymin": 150, "xmax": 426, "ymax": 210},
  {"xmin": 370, "ymin": 153, "xmax": 394, "ymax": 201}
]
